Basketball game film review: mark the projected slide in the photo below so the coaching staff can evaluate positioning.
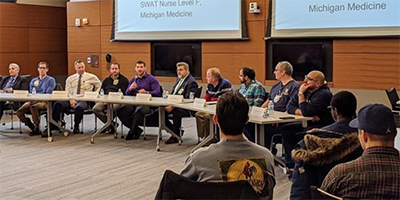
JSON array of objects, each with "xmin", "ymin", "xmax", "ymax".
[
  {"xmin": 113, "ymin": 0, "xmax": 244, "ymax": 40},
  {"xmin": 270, "ymin": 0, "xmax": 400, "ymax": 37}
]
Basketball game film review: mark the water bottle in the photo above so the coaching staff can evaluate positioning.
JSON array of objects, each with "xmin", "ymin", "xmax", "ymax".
[
  {"xmin": 189, "ymin": 92, "xmax": 195, "ymax": 100},
  {"xmin": 162, "ymin": 90, "xmax": 168, "ymax": 99},
  {"xmin": 31, "ymin": 87, "xmax": 36, "ymax": 95},
  {"xmin": 267, "ymin": 101, "xmax": 274, "ymax": 119},
  {"xmin": 118, "ymin": 88, "xmax": 122, "ymax": 93},
  {"xmin": 99, "ymin": 88, "xmax": 104, "ymax": 96}
]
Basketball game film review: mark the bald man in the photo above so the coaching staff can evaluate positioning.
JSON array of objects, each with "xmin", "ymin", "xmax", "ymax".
[{"xmin": 281, "ymin": 70, "xmax": 334, "ymax": 171}]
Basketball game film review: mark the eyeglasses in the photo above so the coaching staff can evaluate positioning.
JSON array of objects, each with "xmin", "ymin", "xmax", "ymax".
[
  {"xmin": 38, "ymin": 67, "xmax": 47, "ymax": 69},
  {"xmin": 304, "ymin": 75, "xmax": 315, "ymax": 81},
  {"xmin": 239, "ymin": 74, "xmax": 244, "ymax": 77}
]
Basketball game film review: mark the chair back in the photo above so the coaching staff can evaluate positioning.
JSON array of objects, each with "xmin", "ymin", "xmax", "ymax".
[
  {"xmin": 385, "ymin": 87, "xmax": 400, "ymax": 111},
  {"xmin": 195, "ymin": 86, "xmax": 202, "ymax": 98},
  {"xmin": 55, "ymin": 83, "xmax": 63, "ymax": 91},
  {"xmin": 155, "ymin": 170, "xmax": 260, "ymax": 200},
  {"xmin": 310, "ymin": 186, "xmax": 342, "ymax": 200}
]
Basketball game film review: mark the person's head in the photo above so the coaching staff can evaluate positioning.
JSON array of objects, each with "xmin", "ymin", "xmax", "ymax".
[
  {"xmin": 37, "ymin": 61, "xmax": 49, "ymax": 77},
  {"xmin": 176, "ymin": 62, "xmax": 190, "ymax": 79},
  {"xmin": 349, "ymin": 104, "xmax": 397, "ymax": 149},
  {"xmin": 135, "ymin": 60, "xmax": 146, "ymax": 77},
  {"xmin": 206, "ymin": 67, "xmax": 221, "ymax": 85},
  {"xmin": 109, "ymin": 62, "xmax": 121, "ymax": 77},
  {"xmin": 330, "ymin": 91, "xmax": 357, "ymax": 121},
  {"xmin": 304, "ymin": 70, "xmax": 325, "ymax": 92},
  {"xmin": 74, "ymin": 60, "xmax": 85, "ymax": 75},
  {"xmin": 213, "ymin": 92, "xmax": 249, "ymax": 136},
  {"xmin": 8, "ymin": 63, "xmax": 20, "ymax": 77},
  {"xmin": 239, "ymin": 67, "xmax": 255, "ymax": 84},
  {"xmin": 274, "ymin": 61, "xmax": 293, "ymax": 81}
]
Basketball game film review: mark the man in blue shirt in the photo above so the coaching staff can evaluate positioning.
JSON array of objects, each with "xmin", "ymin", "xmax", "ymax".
[
  {"xmin": 117, "ymin": 60, "xmax": 161, "ymax": 140},
  {"xmin": 16, "ymin": 62, "xmax": 56, "ymax": 136}
]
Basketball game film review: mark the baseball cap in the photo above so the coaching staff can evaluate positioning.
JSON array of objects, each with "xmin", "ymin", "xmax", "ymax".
[{"xmin": 349, "ymin": 103, "xmax": 397, "ymax": 135}]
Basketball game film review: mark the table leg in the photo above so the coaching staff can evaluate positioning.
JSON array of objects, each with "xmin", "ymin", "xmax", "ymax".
[
  {"xmin": 191, "ymin": 115, "xmax": 215, "ymax": 153},
  {"xmin": 90, "ymin": 103, "xmax": 114, "ymax": 144}
]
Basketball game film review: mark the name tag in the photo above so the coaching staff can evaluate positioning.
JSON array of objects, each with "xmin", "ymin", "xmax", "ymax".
[
  {"xmin": 83, "ymin": 91, "xmax": 98, "ymax": 99},
  {"xmin": 167, "ymin": 95, "xmax": 183, "ymax": 103},
  {"xmin": 136, "ymin": 93, "xmax": 152, "ymax": 102},
  {"xmin": 193, "ymin": 98, "xmax": 206, "ymax": 108},
  {"xmin": 13, "ymin": 90, "xmax": 29, "ymax": 97},
  {"xmin": 250, "ymin": 106, "xmax": 266, "ymax": 118},
  {"xmin": 108, "ymin": 92, "xmax": 123, "ymax": 100},
  {"xmin": 52, "ymin": 91, "xmax": 68, "ymax": 98}
]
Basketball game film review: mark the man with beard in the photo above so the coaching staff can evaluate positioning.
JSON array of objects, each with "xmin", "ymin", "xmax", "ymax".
[{"xmin": 117, "ymin": 60, "xmax": 161, "ymax": 140}]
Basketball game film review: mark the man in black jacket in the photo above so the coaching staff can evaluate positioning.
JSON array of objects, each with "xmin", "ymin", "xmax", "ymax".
[
  {"xmin": 282, "ymin": 70, "xmax": 334, "ymax": 169},
  {"xmin": 0, "ymin": 63, "xmax": 29, "ymax": 121},
  {"xmin": 164, "ymin": 62, "xmax": 198, "ymax": 144}
]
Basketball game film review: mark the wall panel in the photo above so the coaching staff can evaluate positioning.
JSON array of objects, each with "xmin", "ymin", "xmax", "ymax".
[
  {"xmin": 29, "ymin": 28, "xmax": 67, "ymax": 52},
  {"xmin": 334, "ymin": 54, "xmax": 400, "ymax": 90},
  {"xmin": 203, "ymin": 21, "xmax": 265, "ymax": 53},
  {"xmin": 28, "ymin": 5, "xmax": 67, "ymax": 28},
  {"xmin": 0, "ymin": 28, "xmax": 29, "ymax": 53},
  {"xmin": 100, "ymin": 0, "xmax": 112, "ymax": 26},
  {"xmin": 0, "ymin": 3, "xmax": 29, "ymax": 27},
  {"xmin": 68, "ymin": 26, "xmax": 101, "ymax": 53},
  {"xmin": 334, "ymin": 39, "xmax": 400, "ymax": 54},
  {"xmin": 101, "ymin": 26, "xmax": 150, "ymax": 53},
  {"xmin": 67, "ymin": 1, "xmax": 100, "ymax": 27},
  {"xmin": 99, "ymin": 53, "xmax": 151, "ymax": 80}
]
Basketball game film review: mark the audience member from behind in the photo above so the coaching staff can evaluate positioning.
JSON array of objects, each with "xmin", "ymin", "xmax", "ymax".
[
  {"xmin": 238, "ymin": 67, "xmax": 267, "ymax": 142},
  {"xmin": 181, "ymin": 92, "xmax": 275, "ymax": 199},
  {"xmin": 290, "ymin": 91, "xmax": 363, "ymax": 200},
  {"xmin": 16, "ymin": 62, "xmax": 56, "ymax": 136},
  {"xmin": 195, "ymin": 67, "xmax": 232, "ymax": 139},
  {"xmin": 281, "ymin": 70, "xmax": 334, "ymax": 169},
  {"xmin": 0, "ymin": 63, "xmax": 29, "ymax": 121},
  {"xmin": 93, "ymin": 62, "xmax": 129, "ymax": 134},
  {"xmin": 321, "ymin": 103, "xmax": 400, "ymax": 199}
]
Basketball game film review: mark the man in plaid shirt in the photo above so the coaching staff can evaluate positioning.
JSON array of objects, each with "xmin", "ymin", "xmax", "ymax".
[
  {"xmin": 238, "ymin": 67, "xmax": 266, "ymax": 142},
  {"xmin": 321, "ymin": 103, "xmax": 400, "ymax": 199}
]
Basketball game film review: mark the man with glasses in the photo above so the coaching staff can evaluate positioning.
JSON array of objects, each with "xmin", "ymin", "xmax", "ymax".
[
  {"xmin": 0, "ymin": 63, "xmax": 29, "ymax": 122},
  {"xmin": 16, "ymin": 62, "xmax": 56, "ymax": 136},
  {"xmin": 164, "ymin": 62, "xmax": 198, "ymax": 144},
  {"xmin": 260, "ymin": 61, "xmax": 300, "ymax": 148},
  {"xmin": 281, "ymin": 70, "xmax": 334, "ymax": 171}
]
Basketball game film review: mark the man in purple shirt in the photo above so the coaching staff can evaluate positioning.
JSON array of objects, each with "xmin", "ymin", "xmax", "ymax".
[{"xmin": 117, "ymin": 60, "xmax": 161, "ymax": 140}]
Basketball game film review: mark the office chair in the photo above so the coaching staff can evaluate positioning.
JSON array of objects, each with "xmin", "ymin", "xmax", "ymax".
[
  {"xmin": 155, "ymin": 170, "xmax": 261, "ymax": 200},
  {"xmin": 142, "ymin": 85, "xmax": 164, "ymax": 140}
]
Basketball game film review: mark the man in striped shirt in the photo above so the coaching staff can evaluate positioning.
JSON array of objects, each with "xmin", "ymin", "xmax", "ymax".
[{"xmin": 321, "ymin": 103, "xmax": 400, "ymax": 199}]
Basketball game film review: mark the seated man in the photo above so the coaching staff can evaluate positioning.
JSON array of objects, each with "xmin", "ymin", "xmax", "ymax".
[
  {"xmin": 290, "ymin": 91, "xmax": 363, "ymax": 200},
  {"xmin": 164, "ymin": 62, "xmax": 198, "ymax": 144},
  {"xmin": 238, "ymin": 67, "xmax": 267, "ymax": 142},
  {"xmin": 16, "ymin": 62, "xmax": 56, "ymax": 136},
  {"xmin": 93, "ymin": 62, "xmax": 129, "ymax": 133},
  {"xmin": 117, "ymin": 60, "xmax": 161, "ymax": 140},
  {"xmin": 260, "ymin": 61, "xmax": 300, "ymax": 147},
  {"xmin": 282, "ymin": 70, "xmax": 334, "ymax": 169},
  {"xmin": 49, "ymin": 60, "xmax": 101, "ymax": 135},
  {"xmin": 195, "ymin": 67, "xmax": 232, "ymax": 140},
  {"xmin": 181, "ymin": 92, "xmax": 276, "ymax": 199},
  {"xmin": 321, "ymin": 104, "xmax": 400, "ymax": 199},
  {"xmin": 0, "ymin": 63, "xmax": 29, "ymax": 121}
]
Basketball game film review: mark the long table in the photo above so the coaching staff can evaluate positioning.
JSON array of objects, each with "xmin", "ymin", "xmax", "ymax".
[{"xmin": 173, "ymin": 102, "xmax": 312, "ymax": 152}]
